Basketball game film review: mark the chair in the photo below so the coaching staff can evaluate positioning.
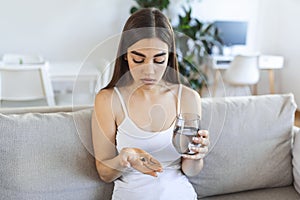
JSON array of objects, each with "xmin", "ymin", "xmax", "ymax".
[
  {"xmin": 0, "ymin": 63, "xmax": 55, "ymax": 107},
  {"xmin": 223, "ymin": 54, "xmax": 260, "ymax": 96}
]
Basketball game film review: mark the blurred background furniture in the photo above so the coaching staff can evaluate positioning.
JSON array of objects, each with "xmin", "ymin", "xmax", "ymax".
[
  {"xmin": 2, "ymin": 54, "xmax": 45, "ymax": 65},
  {"xmin": 213, "ymin": 54, "xmax": 259, "ymax": 96},
  {"xmin": 224, "ymin": 54, "xmax": 259, "ymax": 95},
  {"xmin": 259, "ymin": 55, "xmax": 284, "ymax": 94},
  {"xmin": 47, "ymin": 62, "xmax": 101, "ymax": 106},
  {"xmin": 0, "ymin": 58, "xmax": 55, "ymax": 107},
  {"xmin": 211, "ymin": 54, "xmax": 284, "ymax": 96}
]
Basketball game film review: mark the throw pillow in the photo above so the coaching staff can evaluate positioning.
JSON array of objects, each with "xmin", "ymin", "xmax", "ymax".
[{"xmin": 188, "ymin": 94, "xmax": 297, "ymax": 198}]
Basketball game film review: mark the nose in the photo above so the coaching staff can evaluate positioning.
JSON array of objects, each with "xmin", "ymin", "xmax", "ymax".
[{"xmin": 142, "ymin": 62, "xmax": 155, "ymax": 74}]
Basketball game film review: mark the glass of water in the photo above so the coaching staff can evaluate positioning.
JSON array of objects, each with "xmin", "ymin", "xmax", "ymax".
[{"xmin": 172, "ymin": 113, "xmax": 201, "ymax": 155}]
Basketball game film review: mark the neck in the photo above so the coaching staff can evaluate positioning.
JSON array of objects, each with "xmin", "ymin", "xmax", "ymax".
[{"xmin": 128, "ymin": 81, "xmax": 168, "ymax": 97}]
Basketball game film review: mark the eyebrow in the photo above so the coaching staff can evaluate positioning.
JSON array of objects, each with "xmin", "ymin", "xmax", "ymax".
[
  {"xmin": 130, "ymin": 51, "xmax": 167, "ymax": 58},
  {"xmin": 154, "ymin": 52, "xmax": 167, "ymax": 58}
]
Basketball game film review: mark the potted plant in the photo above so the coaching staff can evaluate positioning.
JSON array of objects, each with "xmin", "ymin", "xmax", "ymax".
[
  {"xmin": 130, "ymin": 0, "xmax": 170, "ymax": 14},
  {"xmin": 130, "ymin": 0, "xmax": 223, "ymax": 93}
]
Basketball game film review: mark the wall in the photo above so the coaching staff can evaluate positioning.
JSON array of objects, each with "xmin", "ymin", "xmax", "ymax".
[
  {"xmin": 0, "ymin": 0, "xmax": 261, "ymax": 62},
  {"xmin": 0, "ymin": 0, "xmax": 133, "ymax": 62},
  {"xmin": 255, "ymin": 0, "xmax": 300, "ymax": 108}
]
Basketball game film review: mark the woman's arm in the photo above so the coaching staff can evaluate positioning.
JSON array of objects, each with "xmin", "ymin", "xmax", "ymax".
[
  {"xmin": 180, "ymin": 86, "xmax": 209, "ymax": 176},
  {"xmin": 181, "ymin": 129, "xmax": 209, "ymax": 176},
  {"xmin": 92, "ymin": 89, "xmax": 163, "ymax": 183},
  {"xmin": 92, "ymin": 89, "xmax": 126, "ymax": 183}
]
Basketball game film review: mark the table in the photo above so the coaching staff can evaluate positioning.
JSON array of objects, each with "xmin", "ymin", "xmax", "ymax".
[
  {"xmin": 258, "ymin": 55, "xmax": 284, "ymax": 94},
  {"xmin": 47, "ymin": 62, "xmax": 101, "ymax": 94},
  {"xmin": 47, "ymin": 62, "xmax": 99, "ymax": 82},
  {"xmin": 0, "ymin": 61, "xmax": 107, "ymax": 106},
  {"xmin": 211, "ymin": 55, "xmax": 284, "ymax": 96}
]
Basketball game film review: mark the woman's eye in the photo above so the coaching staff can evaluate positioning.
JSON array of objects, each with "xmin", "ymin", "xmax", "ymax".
[
  {"xmin": 154, "ymin": 59, "xmax": 165, "ymax": 64},
  {"xmin": 133, "ymin": 59, "xmax": 144, "ymax": 64}
]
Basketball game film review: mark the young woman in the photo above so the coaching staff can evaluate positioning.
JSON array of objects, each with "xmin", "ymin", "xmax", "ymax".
[{"xmin": 92, "ymin": 8, "xmax": 209, "ymax": 200}]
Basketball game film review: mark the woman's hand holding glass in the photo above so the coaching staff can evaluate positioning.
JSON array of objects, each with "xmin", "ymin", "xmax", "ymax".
[
  {"xmin": 119, "ymin": 147, "xmax": 163, "ymax": 177},
  {"xmin": 182, "ymin": 129, "xmax": 209, "ymax": 160},
  {"xmin": 172, "ymin": 113, "xmax": 209, "ymax": 160}
]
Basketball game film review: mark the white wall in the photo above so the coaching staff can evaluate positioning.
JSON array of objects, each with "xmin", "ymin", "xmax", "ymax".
[
  {"xmin": 0, "ymin": 0, "xmax": 260, "ymax": 61},
  {"xmin": 1, "ymin": 0, "xmax": 299, "ymax": 107},
  {"xmin": 0, "ymin": 0, "xmax": 133, "ymax": 62},
  {"xmin": 255, "ymin": 0, "xmax": 300, "ymax": 108},
  {"xmin": 267, "ymin": 0, "xmax": 300, "ymax": 108}
]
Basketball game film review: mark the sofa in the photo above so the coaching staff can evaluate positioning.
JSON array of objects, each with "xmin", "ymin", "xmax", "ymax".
[{"xmin": 0, "ymin": 94, "xmax": 300, "ymax": 200}]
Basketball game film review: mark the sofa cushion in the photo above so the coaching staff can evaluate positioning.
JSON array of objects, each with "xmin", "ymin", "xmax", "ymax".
[
  {"xmin": 200, "ymin": 186, "xmax": 300, "ymax": 200},
  {"xmin": 293, "ymin": 126, "xmax": 300, "ymax": 194},
  {"xmin": 188, "ymin": 94, "xmax": 297, "ymax": 198},
  {"xmin": 0, "ymin": 108, "xmax": 113, "ymax": 200}
]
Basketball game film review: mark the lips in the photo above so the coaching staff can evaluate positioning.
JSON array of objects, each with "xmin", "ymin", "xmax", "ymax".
[{"xmin": 141, "ymin": 78, "xmax": 156, "ymax": 84}]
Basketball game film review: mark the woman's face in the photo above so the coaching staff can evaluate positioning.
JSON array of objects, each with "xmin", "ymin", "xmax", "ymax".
[{"xmin": 126, "ymin": 37, "xmax": 169, "ymax": 89}]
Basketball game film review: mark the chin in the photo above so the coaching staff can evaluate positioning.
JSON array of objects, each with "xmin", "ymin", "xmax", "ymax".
[{"xmin": 142, "ymin": 84, "xmax": 156, "ymax": 90}]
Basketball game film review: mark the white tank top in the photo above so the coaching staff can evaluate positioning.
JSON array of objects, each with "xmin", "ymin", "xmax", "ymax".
[{"xmin": 112, "ymin": 85, "xmax": 197, "ymax": 200}]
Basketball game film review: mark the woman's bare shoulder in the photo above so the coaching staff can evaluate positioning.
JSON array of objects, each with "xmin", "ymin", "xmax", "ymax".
[
  {"xmin": 95, "ymin": 88, "xmax": 115, "ymax": 102},
  {"xmin": 94, "ymin": 88, "xmax": 119, "ymax": 111},
  {"xmin": 180, "ymin": 85, "xmax": 201, "ymax": 113},
  {"xmin": 94, "ymin": 88, "xmax": 123, "ymax": 117},
  {"xmin": 181, "ymin": 85, "xmax": 201, "ymax": 99},
  {"xmin": 96, "ymin": 88, "xmax": 114, "ymax": 96}
]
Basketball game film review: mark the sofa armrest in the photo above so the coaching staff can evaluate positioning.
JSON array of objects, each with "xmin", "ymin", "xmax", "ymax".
[
  {"xmin": 293, "ymin": 126, "xmax": 300, "ymax": 146},
  {"xmin": 293, "ymin": 125, "xmax": 300, "ymax": 194},
  {"xmin": 294, "ymin": 126, "xmax": 300, "ymax": 135}
]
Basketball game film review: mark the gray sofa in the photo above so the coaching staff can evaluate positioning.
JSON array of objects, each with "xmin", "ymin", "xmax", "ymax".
[{"xmin": 1, "ymin": 94, "xmax": 300, "ymax": 200}]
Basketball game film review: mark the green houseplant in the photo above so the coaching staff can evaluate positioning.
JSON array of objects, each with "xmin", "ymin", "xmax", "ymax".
[
  {"xmin": 130, "ymin": 0, "xmax": 170, "ymax": 14},
  {"xmin": 130, "ymin": 0, "xmax": 223, "ymax": 93}
]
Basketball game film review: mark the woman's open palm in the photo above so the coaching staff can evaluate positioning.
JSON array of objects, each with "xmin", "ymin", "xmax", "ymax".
[{"xmin": 120, "ymin": 147, "xmax": 163, "ymax": 177}]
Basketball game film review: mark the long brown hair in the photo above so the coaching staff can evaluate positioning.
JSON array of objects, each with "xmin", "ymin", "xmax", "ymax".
[{"xmin": 104, "ymin": 8, "xmax": 180, "ymax": 89}]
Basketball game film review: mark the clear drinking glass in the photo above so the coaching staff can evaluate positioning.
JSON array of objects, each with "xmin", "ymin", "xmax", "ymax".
[{"xmin": 172, "ymin": 113, "xmax": 201, "ymax": 155}]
